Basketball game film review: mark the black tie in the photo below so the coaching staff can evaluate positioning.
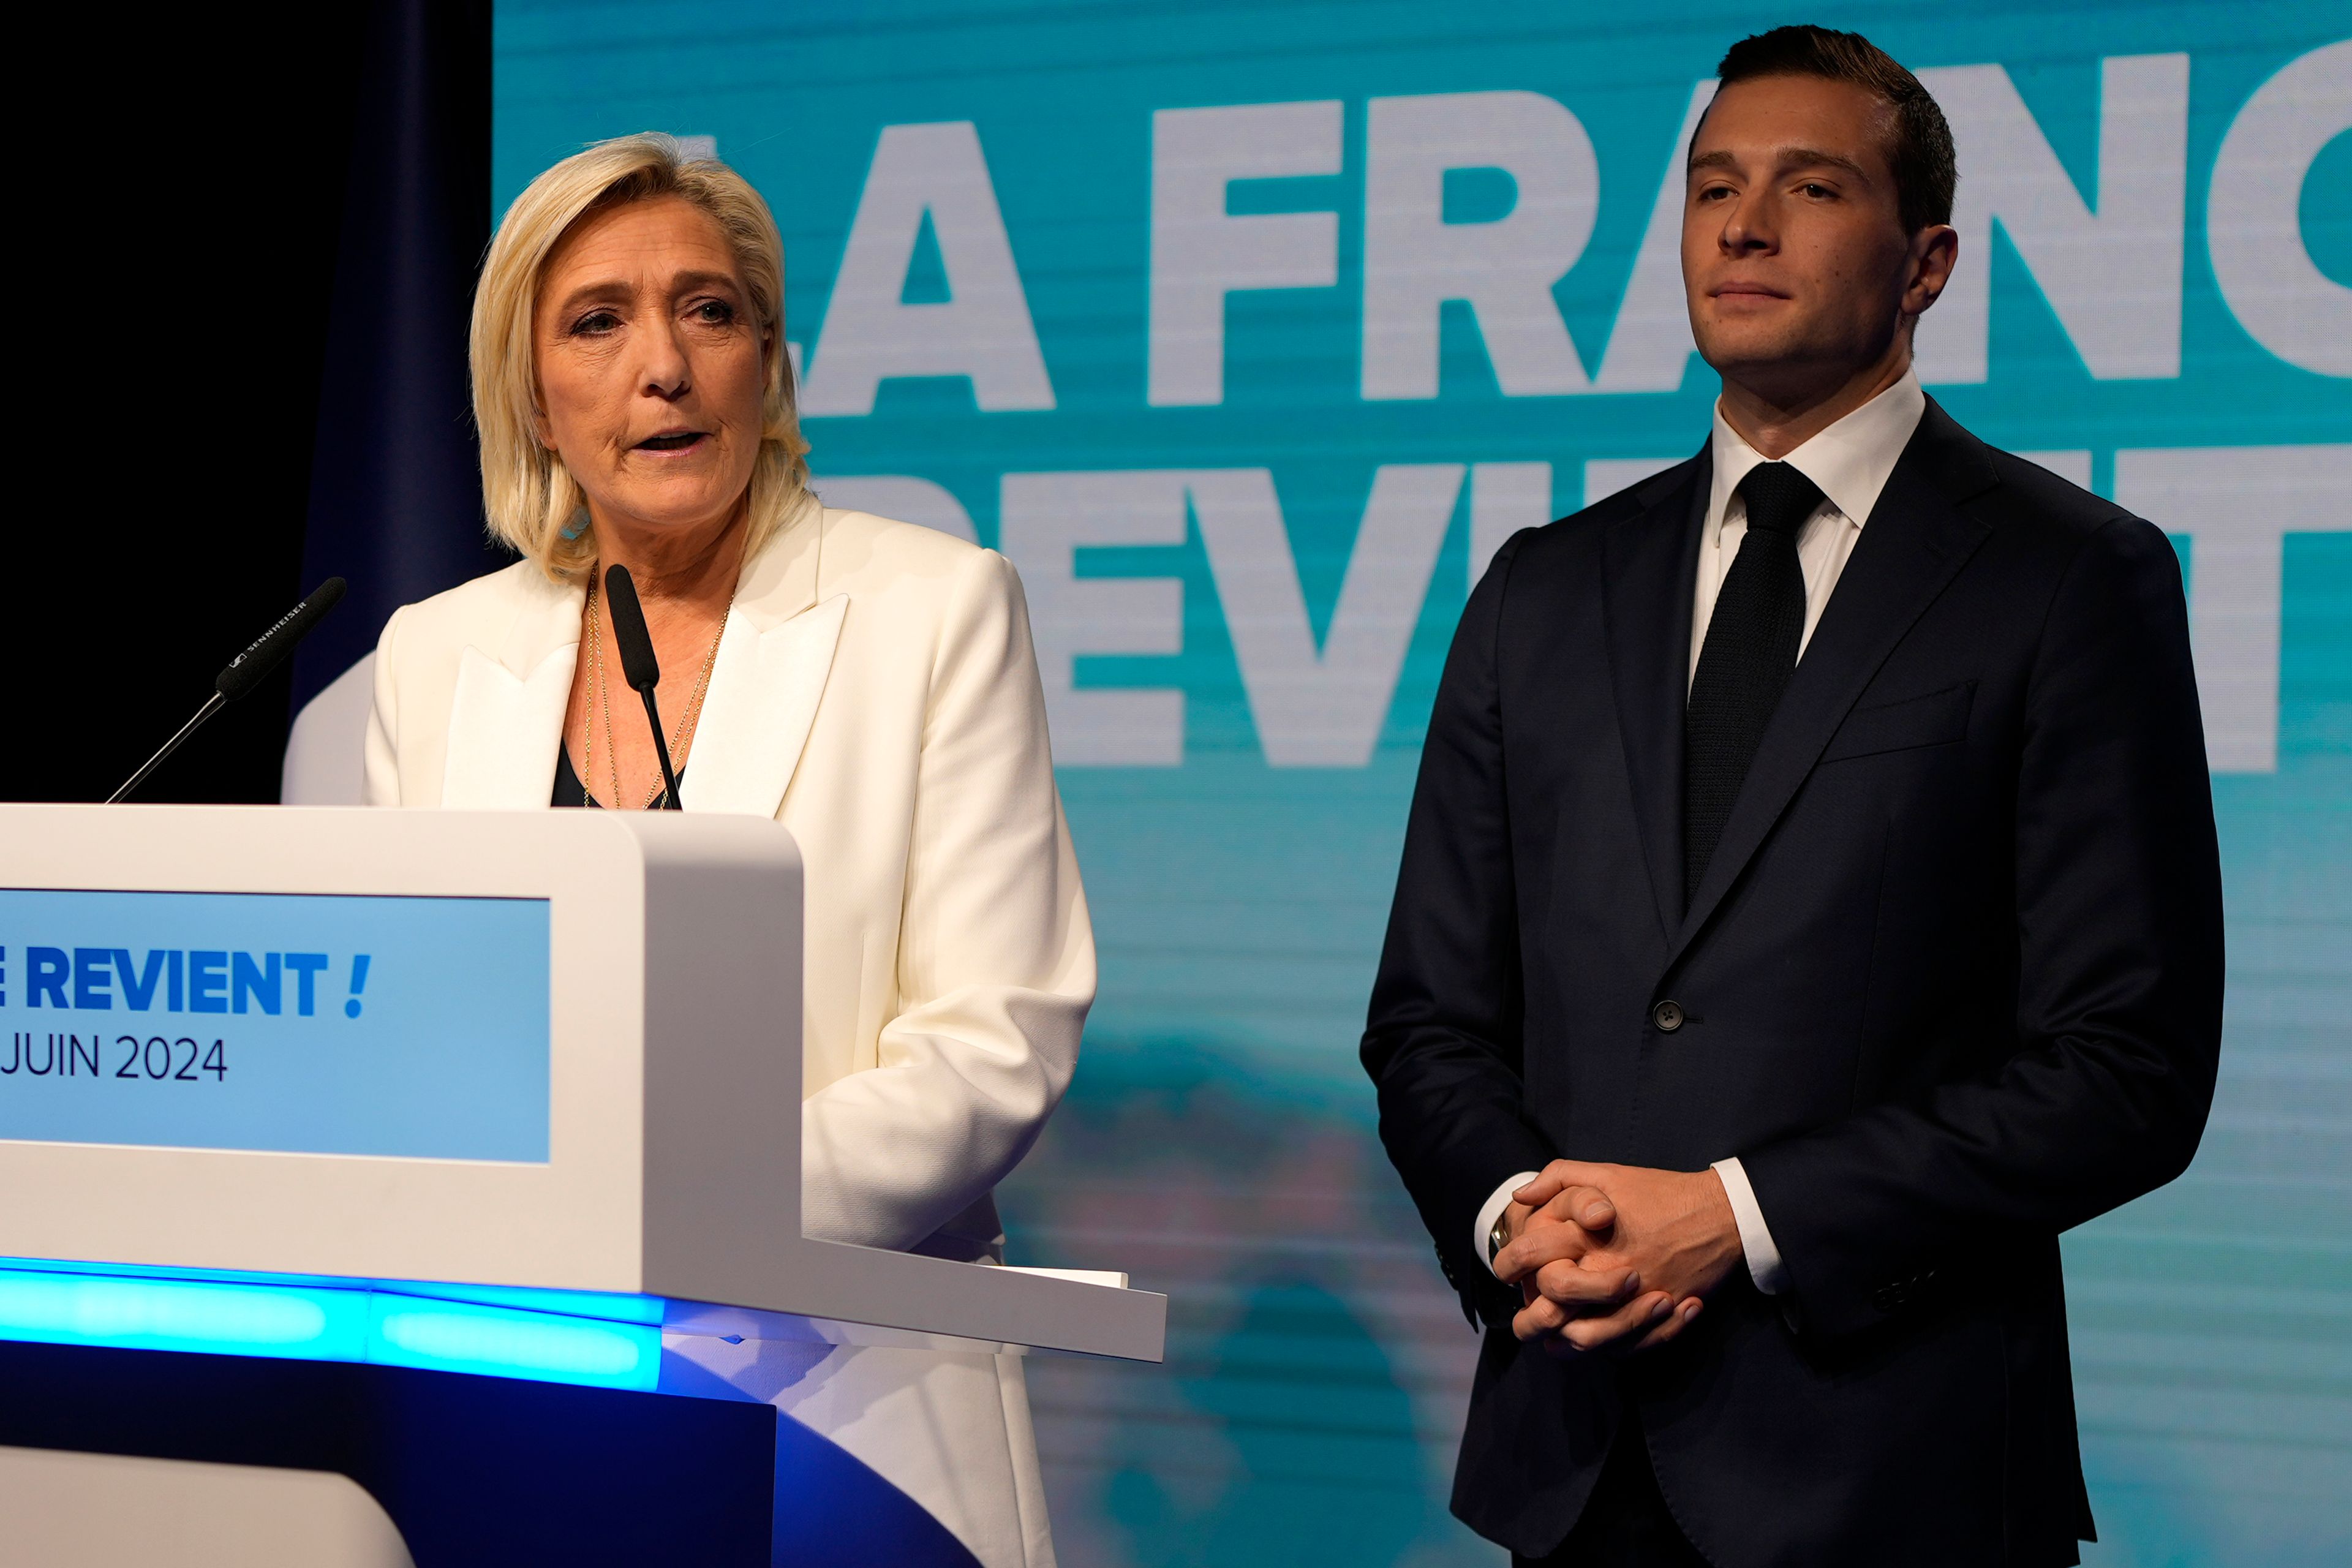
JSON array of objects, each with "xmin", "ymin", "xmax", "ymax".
[{"xmin": 1683, "ymin": 461, "xmax": 1825, "ymax": 901}]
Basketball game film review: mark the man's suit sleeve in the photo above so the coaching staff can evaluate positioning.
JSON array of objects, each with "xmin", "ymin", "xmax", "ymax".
[
  {"xmin": 1363, "ymin": 532, "xmax": 1556, "ymax": 1325},
  {"xmin": 1738, "ymin": 514, "xmax": 2225, "ymax": 1340}
]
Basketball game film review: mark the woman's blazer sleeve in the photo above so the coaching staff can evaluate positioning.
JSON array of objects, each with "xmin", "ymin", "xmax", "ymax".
[
  {"xmin": 799, "ymin": 547, "xmax": 1095, "ymax": 1251},
  {"xmin": 362, "ymin": 606, "xmax": 407, "ymax": 808}
]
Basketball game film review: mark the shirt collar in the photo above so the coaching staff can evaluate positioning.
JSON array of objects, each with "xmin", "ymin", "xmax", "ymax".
[{"xmin": 1706, "ymin": 368, "xmax": 1926, "ymax": 535}]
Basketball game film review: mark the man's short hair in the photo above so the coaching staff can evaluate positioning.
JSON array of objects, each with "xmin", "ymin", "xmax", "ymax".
[{"xmin": 1713, "ymin": 24, "xmax": 1958, "ymax": 236}]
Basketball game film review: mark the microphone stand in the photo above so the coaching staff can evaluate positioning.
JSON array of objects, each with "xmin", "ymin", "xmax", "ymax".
[
  {"xmin": 637, "ymin": 683, "xmax": 684, "ymax": 810},
  {"xmin": 105, "ymin": 578, "xmax": 347, "ymax": 804},
  {"xmin": 107, "ymin": 694, "xmax": 226, "ymax": 804},
  {"xmin": 603, "ymin": 564, "xmax": 685, "ymax": 811}
]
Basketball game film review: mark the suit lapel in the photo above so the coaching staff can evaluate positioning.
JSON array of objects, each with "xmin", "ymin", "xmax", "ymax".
[
  {"xmin": 441, "ymin": 575, "xmax": 582, "ymax": 809},
  {"xmin": 682, "ymin": 503, "xmax": 847, "ymax": 818},
  {"xmin": 1604, "ymin": 451, "xmax": 1709, "ymax": 941},
  {"xmin": 1667, "ymin": 399, "xmax": 1999, "ymax": 965}
]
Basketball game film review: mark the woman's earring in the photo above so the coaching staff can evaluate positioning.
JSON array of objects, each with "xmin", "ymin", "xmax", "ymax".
[{"xmin": 560, "ymin": 513, "xmax": 589, "ymax": 541}]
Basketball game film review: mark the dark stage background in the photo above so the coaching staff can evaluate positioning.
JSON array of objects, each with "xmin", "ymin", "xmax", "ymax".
[{"xmin": 21, "ymin": 0, "xmax": 494, "ymax": 808}]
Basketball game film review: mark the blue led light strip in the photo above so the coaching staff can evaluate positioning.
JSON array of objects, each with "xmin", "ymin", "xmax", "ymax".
[{"xmin": 0, "ymin": 1262, "xmax": 661, "ymax": 1392}]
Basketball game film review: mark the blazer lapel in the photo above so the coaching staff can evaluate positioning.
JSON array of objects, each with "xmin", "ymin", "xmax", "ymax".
[
  {"xmin": 682, "ymin": 504, "xmax": 848, "ymax": 819},
  {"xmin": 1604, "ymin": 451, "xmax": 1709, "ymax": 941},
  {"xmin": 441, "ymin": 576, "xmax": 583, "ymax": 809},
  {"xmin": 1668, "ymin": 399, "xmax": 1999, "ymax": 963}
]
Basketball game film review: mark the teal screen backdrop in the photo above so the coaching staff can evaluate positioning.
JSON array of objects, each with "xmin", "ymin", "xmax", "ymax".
[{"xmin": 496, "ymin": 3, "xmax": 2350, "ymax": 1561}]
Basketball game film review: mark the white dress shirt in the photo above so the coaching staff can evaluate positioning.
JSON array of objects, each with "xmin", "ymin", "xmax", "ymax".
[{"xmin": 1477, "ymin": 370, "xmax": 1928, "ymax": 1294}]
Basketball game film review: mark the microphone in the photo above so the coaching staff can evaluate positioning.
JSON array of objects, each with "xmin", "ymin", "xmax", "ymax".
[
  {"xmin": 601, "ymin": 565, "xmax": 684, "ymax": 810},
  {"xmin": 108, "ymin": 577, "xmax": 348, "ymax": 804}
]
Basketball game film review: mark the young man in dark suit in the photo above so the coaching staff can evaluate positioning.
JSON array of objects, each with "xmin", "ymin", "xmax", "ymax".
[{"xmin": 1362, "ymin": 25, "xmax": 2223, "ymax": 1567}]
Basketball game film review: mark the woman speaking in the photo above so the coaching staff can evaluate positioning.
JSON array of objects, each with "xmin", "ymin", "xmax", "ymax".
[{"xmin": 364, "ymin": 134, "xmax": 1089, "ymax": 1568}]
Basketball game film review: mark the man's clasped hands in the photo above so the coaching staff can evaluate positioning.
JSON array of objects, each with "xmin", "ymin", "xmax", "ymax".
[{"xmin": 1491, "ymin": 1161, "xmax": 1748, "ymax": 1355}]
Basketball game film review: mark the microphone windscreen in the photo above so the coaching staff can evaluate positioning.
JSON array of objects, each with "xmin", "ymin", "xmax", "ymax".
[
  {"xmin": 214, "ymin": 577, "xmax": 348, "ymax": 702},
  {"xmin": 603, "ymin": 565, "xmax": 663, "ymax": 693}
]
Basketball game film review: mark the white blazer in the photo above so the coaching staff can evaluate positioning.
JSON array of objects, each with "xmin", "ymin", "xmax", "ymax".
[{"xmin": 363, "ymin": 503, "xmax": 1095, "ymax": 1261}]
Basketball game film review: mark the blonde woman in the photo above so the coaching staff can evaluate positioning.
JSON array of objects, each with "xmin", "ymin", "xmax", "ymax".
[{"xmin": 364, "ymin": 134, "xmax": 1088, "ymax": 1568}]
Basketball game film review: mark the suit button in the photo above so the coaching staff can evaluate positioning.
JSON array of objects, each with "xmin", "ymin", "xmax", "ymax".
[{"xmin": 1651, "ymin": 1000, "xmax": 1685, "ymax": 1033}]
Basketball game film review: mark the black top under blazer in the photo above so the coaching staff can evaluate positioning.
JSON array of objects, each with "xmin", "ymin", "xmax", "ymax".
[{"xmin": 1362, "ymin": 398, "xmax": 2224, "ymax": 1567}]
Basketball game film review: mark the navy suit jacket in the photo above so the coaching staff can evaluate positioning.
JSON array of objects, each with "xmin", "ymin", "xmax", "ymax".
[{"xmin": 1362, "ymin": 399, "xmax": 2223, "ymax": 1566}]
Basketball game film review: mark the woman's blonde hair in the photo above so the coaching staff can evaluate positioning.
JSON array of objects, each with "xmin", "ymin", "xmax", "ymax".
[{"xmin": 471, "ymin": 133, "xmax": 812, "ymax": 582}]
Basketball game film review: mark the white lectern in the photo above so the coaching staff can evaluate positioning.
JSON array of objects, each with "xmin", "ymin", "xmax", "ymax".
[{"xmin": 0, "ymin": 804, "xmax": 1163, "ymax": 1567}]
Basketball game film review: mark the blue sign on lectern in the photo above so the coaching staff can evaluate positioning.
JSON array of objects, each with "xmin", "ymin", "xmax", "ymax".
[{"xmin": 0, "ymin": 889, "xmax": 551, "ymax": 1162}]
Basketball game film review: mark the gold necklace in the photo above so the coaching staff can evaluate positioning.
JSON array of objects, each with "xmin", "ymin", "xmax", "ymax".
[{"xmin": 582, "ymin": 581, "xmax": 730, "ymax": 809}]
